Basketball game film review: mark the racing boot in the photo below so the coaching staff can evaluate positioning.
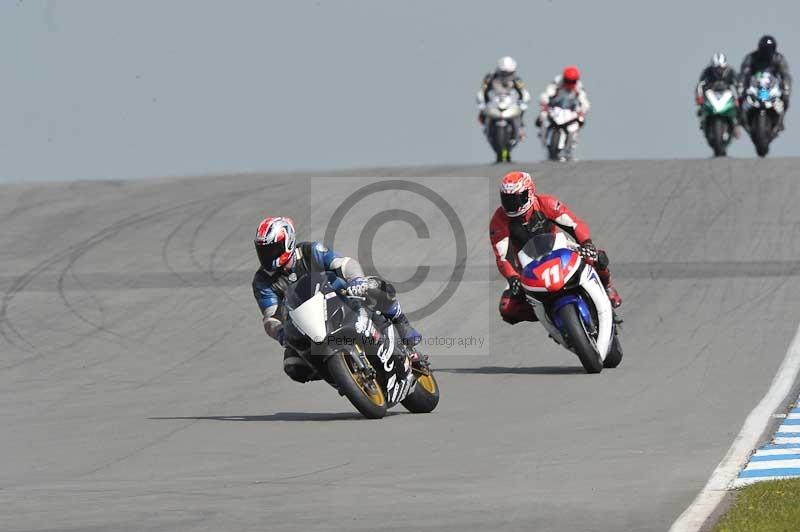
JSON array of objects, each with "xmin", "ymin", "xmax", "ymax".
[
  {"xmin": 597, "ymin": 268, "xmax": 622, "ymax": 308},
  {"xmin": 283, "ymin": 348, "xmax": 321, "ymax": 383},
  {"xmin": 386, "ymin": 301, "xmax": 422, "ymax": 347}
]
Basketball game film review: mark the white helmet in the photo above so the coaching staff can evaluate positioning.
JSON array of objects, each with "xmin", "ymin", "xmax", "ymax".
[
  {"xmin": 497, "ymin": 56, "xmax": 517, "ymax": 75},
  {"xmin": 710, "ymin": 52, "xmax": 728, "ymax": 69}
]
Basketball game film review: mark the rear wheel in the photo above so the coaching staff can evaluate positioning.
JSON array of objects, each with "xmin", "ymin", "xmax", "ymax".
[
  {"xmin": 401, "ymin": 368, "xmax": 440, "ymax": 413},
  {"xmin": 326, "ymin": 351, "xmax": 387, "ymax": 419},
  {"xmin": 753, "ymin": 112, "xmax": 771, "ymax": 157},
  {"xmin": 558, "ymin": 305, "xmax": 602, "ymax": 374}
]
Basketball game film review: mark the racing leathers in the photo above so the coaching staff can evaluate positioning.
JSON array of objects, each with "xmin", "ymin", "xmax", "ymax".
[
  {"xmin": 537, "ymin": 76, "xmax": 591, "ymax": 160},
  {"xmin": 252, "ymin": 241, "xmax": 421, "ymax": 382},
  {"xmin": 739, "ymin": 50, "xmax": 792, "ymax": 129},
  {"xmin": 477, "ymin": 71, "xmax": 531, "ymax": 142},
  {"xmin": 489, "ymin": 194, "xmax": 620, "ymax": 324}
]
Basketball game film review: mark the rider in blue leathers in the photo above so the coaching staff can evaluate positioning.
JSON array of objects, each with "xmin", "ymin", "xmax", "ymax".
[{"xmin": 252, "ymin": 216, "xmax": 422, "ymax": 383}]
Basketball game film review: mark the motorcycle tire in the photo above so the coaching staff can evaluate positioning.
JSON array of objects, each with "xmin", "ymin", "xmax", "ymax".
[
  {"xmin": 548, "ymin": 128, "xmax": 562, "ymax": 161},
  {"xmin": 559, "ymin": 304, "xmax": 603, "ymax": 374},
  {"xmin": 707, "ymin": 116, "xmax": 727, "ymax": 157},
  {"xmin": 326, "ymin": 351, "xmax": 387, "ymax": 419},
  {"xmin": 495, "ymin": 125, "xmax": 511, "ymax": 162},
  {"xmin": 603, "ymin": 333, "xmax": 623, "ymax": 369},
  {"xmin": 753, "ymin": 112, "xmax": 771, "ymax": 157},
  {"xmin": 401, "ymin": 368, "xmax": 440, "ymax": 414}
]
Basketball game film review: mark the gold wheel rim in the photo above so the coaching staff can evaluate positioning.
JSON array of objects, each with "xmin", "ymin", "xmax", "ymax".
[
  {"xmin": 416, "ymin": 372, "xmax": 437, "ymax": 394},
  {"xmin": 343, "ymin": 353, "xmax": 385, "ymax": 407}
]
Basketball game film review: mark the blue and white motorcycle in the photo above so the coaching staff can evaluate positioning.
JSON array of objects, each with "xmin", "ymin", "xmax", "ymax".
[{"xmin": 517, "ymin": 232, "xmax": 623, "ymax": 373}]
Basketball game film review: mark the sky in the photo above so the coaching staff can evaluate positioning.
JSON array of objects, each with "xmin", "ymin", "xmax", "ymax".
[{"xmin": 0, "ymin": 0, "xmax": 796, "ymax": 182}]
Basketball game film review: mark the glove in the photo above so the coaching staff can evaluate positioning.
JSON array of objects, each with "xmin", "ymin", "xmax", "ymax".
[
  {"xmin": 345, "ymin": 277, "xmax": 375, "ymax": 298},
  {"xmin": 534, "ymin": 116, "xmax": 542, "ymax": 128},
  {"xmin": 509, "ymin": 276, "xmax": 522, "ymax": 296},
  {"xmin": 578, "ymin": 239, "xmax": 598, "ymax": 264}
]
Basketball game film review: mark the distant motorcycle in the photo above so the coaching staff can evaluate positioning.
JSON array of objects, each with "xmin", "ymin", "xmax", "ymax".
[
  {"xmin": 283, "ymin": 272, "xmax": 440, "ymax": 419},
  {"xmin": 742, "ymin": 71, "xmax": 784, "ymax": 157},
  {"xmin": 517, "ymin": 232, "xmax": 622, "ymax": 373},
  {"xmin": 701, "ymin": 85, "xmax": 737, "ymax": 157},
  {"xmin": 543, "ymin": 93, "xmax": 582, "ymax": 162},
  {"xmin": 483, "ymin": 90, "xmax": 525, "ymax": 163}
]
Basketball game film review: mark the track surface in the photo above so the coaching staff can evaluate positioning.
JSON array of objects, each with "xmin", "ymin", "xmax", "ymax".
[{"xmin": 2, "ymin": 159, "xmax": 800, "ymax": 531}]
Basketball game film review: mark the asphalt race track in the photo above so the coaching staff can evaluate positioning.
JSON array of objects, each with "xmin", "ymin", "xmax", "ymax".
[{"xmin": 2, "ymin": 159, "xmax": 800, "ymax": 532}]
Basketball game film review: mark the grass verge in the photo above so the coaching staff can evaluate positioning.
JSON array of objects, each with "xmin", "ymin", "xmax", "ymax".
[{"xmin": 713, "ymin": 477, "xmax": 800, "ymax": 531}]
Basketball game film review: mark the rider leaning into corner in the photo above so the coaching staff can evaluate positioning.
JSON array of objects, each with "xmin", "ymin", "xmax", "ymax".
[
  {"xmin": 535, "ymin": 66, "xmax": 591, "ymax": 161},
  {"xmin": 477, "ymin": 56, "xmax": 532, "ymax": 142},
  {"xmin": 251, "ymin": 216, "xmax": 425, "ymax": 383},
  {"xmin": 489, "ymin": 171, "xmax": 621, "ymax": 325},
  {"xmin": 695, "ymin": 53, "xmax": 742, "ymax": 137},
  {"xmin": 739, "ymin": 35, "xmax": 792, "ymax": 131}
]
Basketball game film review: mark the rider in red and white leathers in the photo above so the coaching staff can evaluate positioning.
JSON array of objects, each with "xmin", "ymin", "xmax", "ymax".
[
  {"xmin": 489, "ymin": 171, "xmax": 621, "ymax": 325},
  {"xmin": 535, "ymin": 66, "xmax": 591, "ymax": 160}
]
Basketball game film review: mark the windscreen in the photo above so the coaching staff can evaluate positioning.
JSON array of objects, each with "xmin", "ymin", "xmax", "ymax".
[
  {"xmin": 284, "ymin": 272, "xmax": 335, "ymax": 311},
  {"xmin": 520, "ymin": 233, "xmax": 559, "ymax": 261}
]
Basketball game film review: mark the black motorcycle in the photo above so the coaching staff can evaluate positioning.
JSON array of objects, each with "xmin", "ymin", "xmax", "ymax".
[
  {"xmin": 742, "ymin": 71, "xmax": 785, "ymax": 157},
  {"xmin": 283, "ymin": 272, "xmax": 440, "ymax": 419}
]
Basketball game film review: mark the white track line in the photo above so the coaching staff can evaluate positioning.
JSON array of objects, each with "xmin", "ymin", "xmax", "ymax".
[{"xmin": 669, "ymin": 322, "xmax": 800, "ymax": 532}]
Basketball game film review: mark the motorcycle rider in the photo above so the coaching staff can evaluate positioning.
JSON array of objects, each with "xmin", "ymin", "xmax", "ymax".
[
  {"xmin": 252, "ymin": 216, "xmax": 423, "ymax": 383},
  {"xmin": 535, "ymin": 66, "xmax": 591, "ymax": 161},
  {"xmin": 695, "ymin": 53, "xmax": 741, "ymax": 136},
  {"xmin": 489, "ymin": 171, "xmax": 621, "ymax": 325},
  {"xmin": 477, "ymin": 56, "xmax": 532, "ymax": 148},
  {"xmin": 739, "ymin": 35, "xmax": 792, "ymax": 131}
]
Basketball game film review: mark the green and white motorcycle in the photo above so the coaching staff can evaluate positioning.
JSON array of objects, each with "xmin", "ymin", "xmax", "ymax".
[{"xmin": 701, "ymin": 86, "xmax": 737, "ymax": 157}]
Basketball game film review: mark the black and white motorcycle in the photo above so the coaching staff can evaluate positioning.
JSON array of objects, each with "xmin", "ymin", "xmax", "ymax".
[
  {"xmin": 742, "ymin": 71, "xmax": 785, "ymax": 157},
  {"xmin": 482, "ymin": 89, "xmax": 526, "ymax": 163},
  {"xmin": 542, "ymin": 92, "xmax": 582, "ymax": 162},
  {"xmin": 283, "ymin": 272, "xmax": 440, "ymax": 419}
]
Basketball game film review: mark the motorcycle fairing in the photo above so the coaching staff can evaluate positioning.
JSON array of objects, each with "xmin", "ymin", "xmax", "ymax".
[{"xmin": 520, "ymin": 248, "xmax": 581, "ymax": 292}]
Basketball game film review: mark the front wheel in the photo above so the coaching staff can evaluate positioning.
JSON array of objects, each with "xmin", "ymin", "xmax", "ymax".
[
  {"xmin": 326, "ymin": 351, "xmax": 387, "ymax": 419},
  {"xmin": 706, "ymin": 116, "xmax": 727, "ymax": 157},
  {"xmin": 547, "ymin": 127, "xmax": 562, "ymax": 161},
  {"xmin": 752, "ymin": 112, "xmax": 771, "ymax": 157},
  {"xmin": 491, "ymin": 123, "xmax": 512, "ymax": 162},
  {"xmin": 558, "ymin": 305, "xmax": 602, "ymax": 373},
  {"xmin": 401, "ymin": 369, "xmax": 440, "ymax": 413},
  {"xmin": 603, "ymin": 333, "xmax": 623, "ymax": 368}
]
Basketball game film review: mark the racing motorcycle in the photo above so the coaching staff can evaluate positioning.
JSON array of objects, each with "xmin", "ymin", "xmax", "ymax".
[
  {"xmin": 517, "ymin": 232, "xmax": 622, "ymax": 373},
  {"xmin": 701, "ymin": 85, "xmax": 737, "ymax": 157},
  {"xmin": 283, "ymin": 272, "xmax": 439, "ymax": 419},
  {"xmin": 483, "ymin": 90, "xmax": 525, "ymax": 163},
  {"xmin": 542, "ymin": 92, "xmax": 582, "ymax": 162},
  {"xmin": 742, "ymin": 71, "xmax": 784, "ymax": 157}
]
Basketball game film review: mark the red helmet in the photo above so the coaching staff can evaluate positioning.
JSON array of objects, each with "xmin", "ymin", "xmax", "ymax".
[
  {"xmin": 499, "ymin": 171, "xmax": 535, "ymax": 217},
  {"xmin": 562, "ymin": 65, "xmax": 580, "ymax": 85},
  {"xmin": 255, "ymin": 216, "xmax": 296, "ymax": 273}
]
